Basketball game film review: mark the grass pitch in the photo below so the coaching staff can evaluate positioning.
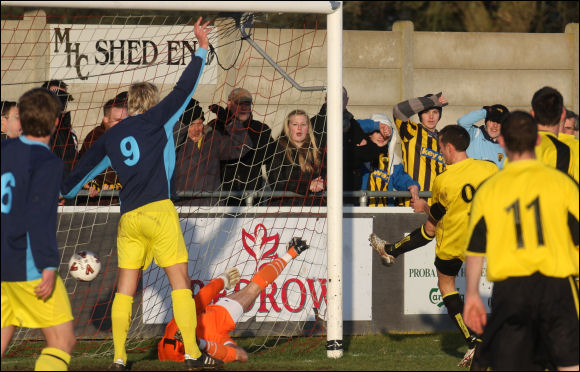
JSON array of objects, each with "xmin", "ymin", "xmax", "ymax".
[{"xmin": 1, "ymin": 332, "xmax": 471, "ymax": 371}]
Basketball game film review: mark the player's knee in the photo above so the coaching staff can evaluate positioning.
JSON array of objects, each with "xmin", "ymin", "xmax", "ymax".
[{"xmin": 57, "ymin": 333, "xmax": 76, "ymax": 354}]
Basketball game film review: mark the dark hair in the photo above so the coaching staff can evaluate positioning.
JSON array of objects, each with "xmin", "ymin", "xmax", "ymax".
[
  {"xmin": 438, "ymin": 125, "xmax": 470, "ymax": 152},
  {"xmin": 180, "ymin": 98, "xmax": 204, "ymax": 124},
  {"xmin": 41, "ymin": 79, "xmax": 68, "ymax": 91},
  {"xmin": 19, "ymin": 88, "xmax": 62, "ymax": 137},
  {"xmin": 103, "ymin": 92, "xmax": 128, "ymax": 116},
  {"xmin": 501, "ymin": 111, "xmax": 538, "ymax": 154},
  {"xmin": 531, "ymin": 86, "xmax": 563, "ymax": 126},
  {"xmin": 1, "ymin": 101, "xmax": 17, "ymax": 116},
  {"xmin": 484, "ymin": 104, "xmax": 510, "ymax": 125}
]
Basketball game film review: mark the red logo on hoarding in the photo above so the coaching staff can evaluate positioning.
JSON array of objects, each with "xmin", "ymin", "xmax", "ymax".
[{"xmin": 242, "ymin": 224, "xmax": 279, "ymax": 270}]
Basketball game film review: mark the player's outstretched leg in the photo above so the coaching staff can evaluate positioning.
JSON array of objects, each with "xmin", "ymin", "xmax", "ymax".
[
  {"xmin": 251, "ymin": 237, "xmax": 309, "ymax": 291},
  {"xmin": 369, "ymin": 233, "xmax": 396, "ymax": 266},
  {"xmin": 370, "ymin": 225, "xmax": 434, "ymax": 266}
]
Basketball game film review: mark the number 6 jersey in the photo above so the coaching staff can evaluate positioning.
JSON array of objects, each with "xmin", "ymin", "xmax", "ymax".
[{"xmin": 61, "ymin": 48, "xmax": 207, "ymax": 215}]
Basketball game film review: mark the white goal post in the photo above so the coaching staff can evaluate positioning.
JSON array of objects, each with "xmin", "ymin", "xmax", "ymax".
[{"xmin": 2, "ymin": 0, "xmax": 344, "ymax": 359}]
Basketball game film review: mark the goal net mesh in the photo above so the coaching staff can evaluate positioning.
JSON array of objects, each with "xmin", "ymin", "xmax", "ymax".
[{"xmin": 1, "ymin": 7, "xmax": 330, "ymax": 357}]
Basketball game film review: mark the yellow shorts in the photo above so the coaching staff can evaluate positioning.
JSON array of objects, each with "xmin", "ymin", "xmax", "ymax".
[
  {"xmin": 1, "ymin": 275, "xmax": 73, "ymax": 329},
  {"xmin": 117, "ymin": 199, "xmax": 188, "ymax": 270}
]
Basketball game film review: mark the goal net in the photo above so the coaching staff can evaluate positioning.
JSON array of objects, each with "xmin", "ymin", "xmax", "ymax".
[{"xmin": 1, "ymin": 3, "xmax": 343, "ymax": 358}]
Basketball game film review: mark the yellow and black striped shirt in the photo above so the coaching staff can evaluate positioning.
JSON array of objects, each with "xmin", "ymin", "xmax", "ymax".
[
  {"xmin": 466, "ymin": 159, "xmax": 579, "ymax": 282},
  {"xmin": 395, "ymin": 118, "xmax": 445, "ymax": 202}
]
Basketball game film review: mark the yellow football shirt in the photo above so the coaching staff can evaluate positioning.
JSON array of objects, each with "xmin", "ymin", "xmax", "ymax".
[
  {"xmin": 466, "ymin": 159, "xmax": 579, "ymax": 282},
  {"xmin": 431, "ymin": 158, "xmax": 498, "ymax": 261},
  {"xmin": 535, "ymin": 131, "xmax": 575, "ymax": 178},
  {"xmin": 558, "ymin": 132, "xmax": 579, "ymax": 183}
]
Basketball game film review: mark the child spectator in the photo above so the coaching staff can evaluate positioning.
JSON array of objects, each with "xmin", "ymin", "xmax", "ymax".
[{"xmin": 356, "ymin": 114, "xmax": 419, "ymax": 206}]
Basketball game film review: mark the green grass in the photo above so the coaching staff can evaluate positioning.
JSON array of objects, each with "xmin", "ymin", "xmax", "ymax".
[{"xmin": 1, "ymin": 333, "xmax": 470, "ymax": 371}]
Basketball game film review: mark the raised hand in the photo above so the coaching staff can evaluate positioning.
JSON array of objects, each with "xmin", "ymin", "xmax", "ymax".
[{"xmin": 193, "ymin": 17, "xmax": 211, "ymax": 50}]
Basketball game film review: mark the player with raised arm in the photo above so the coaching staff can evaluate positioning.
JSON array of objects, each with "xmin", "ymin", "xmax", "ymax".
[
  {"xmin": 1, "ymin": 88, "xmax": 76, "ymax": 370},
  {"xmin": 60, "ymin": 17, "xmax": 211, "ymax": 371},
  {"xmin": 463, "ymin": 111, "xmax": 579, "ymax": 370},
  {"xmin": 158, "ymin": 237, "xmax": 310, "ymax": 365},
  {"xmin": 369, "ymin": 125, "xmax": 498, "ymax": 368}
]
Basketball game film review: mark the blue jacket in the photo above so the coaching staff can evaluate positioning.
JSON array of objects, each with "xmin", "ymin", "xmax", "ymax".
[
  {"xmin": 2, "ymin": 137, "xmax": 63, "ymax": 281},
  {"xmin": 62, "ymin": 48, "xmax": 207, "ymax": 214},
  {"xmin": 356, "ymin": 119, "xmax": 419, "ymax": 205},
  {"xmin": 457, "ymin": 109, "xmax": 506, "ymax": 168}
]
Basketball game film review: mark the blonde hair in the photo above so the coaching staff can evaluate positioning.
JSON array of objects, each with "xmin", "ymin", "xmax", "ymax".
[
  {"xmin": 128, "ymin": 82, "xmax": 159, "ymax": 115},
  {"xmin": 281, "ymin": 109, "xmax": 321, "ymax": 174}
]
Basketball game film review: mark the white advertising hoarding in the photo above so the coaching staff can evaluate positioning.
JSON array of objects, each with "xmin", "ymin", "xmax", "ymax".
[
  {"xmin": 142, "ymin": 217, "xmax": 373, "ymax": 324},
  {"xmin": 404, "ymin": 239, "xmax": 493, "ymax": 314}
]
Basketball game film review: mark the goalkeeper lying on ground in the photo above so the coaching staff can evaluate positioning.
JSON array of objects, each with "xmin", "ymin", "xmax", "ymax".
[{"xmin": 158, "ymin": 237, "xmax": 309, "ymax": 366}]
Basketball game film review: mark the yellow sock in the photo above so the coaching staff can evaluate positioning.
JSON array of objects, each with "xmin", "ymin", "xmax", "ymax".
[
  {"xmin": 34, "ymin": 347, "xmax": 70, "ymax": 371},
  {"xmin": 171, "ymin": 289, "xmax": 202, "ymax": 359},
  {"xmin": 111, "ymin": 292, "xmax": 133, "ymax": 364}
]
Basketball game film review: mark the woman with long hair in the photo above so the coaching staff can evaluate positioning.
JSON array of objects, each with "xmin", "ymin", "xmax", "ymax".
[{"xmin": 267, "ymin": 109, "xmax": 325, "ymax": 207}]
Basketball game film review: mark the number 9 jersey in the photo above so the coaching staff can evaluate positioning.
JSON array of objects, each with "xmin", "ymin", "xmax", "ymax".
[
  {"xmin": 61, "ymin": 48, "xmax": 207, "ymax": 215},
  {"xmin": 465, "ymin": 159, "xmax": 579, "ymax": 282}
]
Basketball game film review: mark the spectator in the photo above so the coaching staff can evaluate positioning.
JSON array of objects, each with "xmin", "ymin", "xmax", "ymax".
[
  {"xmin": 392, "ymin": 92, "xmax": 448, "ymax": 205},
  {"xmin": 267, "ymin": 109, "xmax": 325, "ymax": 207},
  {"xmin": 310, "ymin": 87, "xmax": 366, "ymax": 204},
  {"xmin": 78, "ymin": 92, "xmax": 128, "ymax": 201},
  {"xmin": 562, "ymin": 109, "xmax": 578, "ymax": 137},
  {"xmin": 174, "ymin": 98, "xmax": 251, "ymax": 206},
  {"xmin": 356, "ymin": 114, "xmax": 419, "ymax": 206},
  {"xmin": 457, "ymin": 104, "xmax": 509, "ymax": 168},
  {"xmin": 208, "ymin": 88, "xmax": 273, "ymax": 204},
  {"xmin": 559, "ymin": 109, "xmax": 579, "ymax": 183},
  {"xmin": 1, "ymin": 101, "xmax": 21, "ymax": 140},
  {"xmin": 530, "ymin": 86, "xmax": 576, "ymax": 180},
  {"xmin": 41, "ymin": 80, "xmax": 79, "ymax": 178}
]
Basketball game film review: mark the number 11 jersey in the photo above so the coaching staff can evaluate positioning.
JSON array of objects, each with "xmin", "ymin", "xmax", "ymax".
[{"xmin": 466, "ymin": 159, "xmax": 579, "ymax": 281}]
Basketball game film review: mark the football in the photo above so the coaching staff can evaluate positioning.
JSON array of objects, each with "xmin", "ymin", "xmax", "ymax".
[{"xmin": 68, "ymin": 251, "xmax": 101, "ymax": 282}]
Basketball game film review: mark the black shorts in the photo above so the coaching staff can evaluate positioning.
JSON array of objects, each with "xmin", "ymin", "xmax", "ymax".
[
  {"xmin": 434, "ymin": 256, "xmax": 463, "ymax": 277},
  {"xmin": 479, "ymin": 273, "xmax": 579, "ymax": 370}
]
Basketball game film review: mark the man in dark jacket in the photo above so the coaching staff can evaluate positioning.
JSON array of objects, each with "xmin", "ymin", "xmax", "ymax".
[
  {"xmin": 41, "ymin": 80, "xmax": 78, "ymax": 179},
  {"xmin": 310, "ymin": 87, "xmax": 365, "ymax": 202},
  {"xmin": 208, "ymin": 88, "xmax": 273, "ymax": 205}
]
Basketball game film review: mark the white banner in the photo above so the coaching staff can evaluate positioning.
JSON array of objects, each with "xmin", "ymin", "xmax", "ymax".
[
  {"xmin": 50, "ymin": 24, "xmax": 218, "ymax": 84},
  {"xmin": 142, "ymin": 217, "xmax": 373, "ymax": 324},
  {"xmin": 404, "ymin": 239, "xmax": 493, "ymax": 314}
]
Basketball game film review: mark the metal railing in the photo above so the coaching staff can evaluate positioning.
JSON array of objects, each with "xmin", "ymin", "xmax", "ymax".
[{"xmin": 74, "ymin": 190, "xmax": 433, "ymax": 207}]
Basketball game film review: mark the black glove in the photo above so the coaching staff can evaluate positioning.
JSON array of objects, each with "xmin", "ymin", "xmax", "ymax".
[{"xmin": 209, "ymin": 104, "xmax": 230, "ymax": 124}]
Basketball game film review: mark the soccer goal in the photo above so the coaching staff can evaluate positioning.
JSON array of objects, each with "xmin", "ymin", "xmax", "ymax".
[{"xmin": 1, "ymin": 1, "xmax": 344, "ymax": 359}]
